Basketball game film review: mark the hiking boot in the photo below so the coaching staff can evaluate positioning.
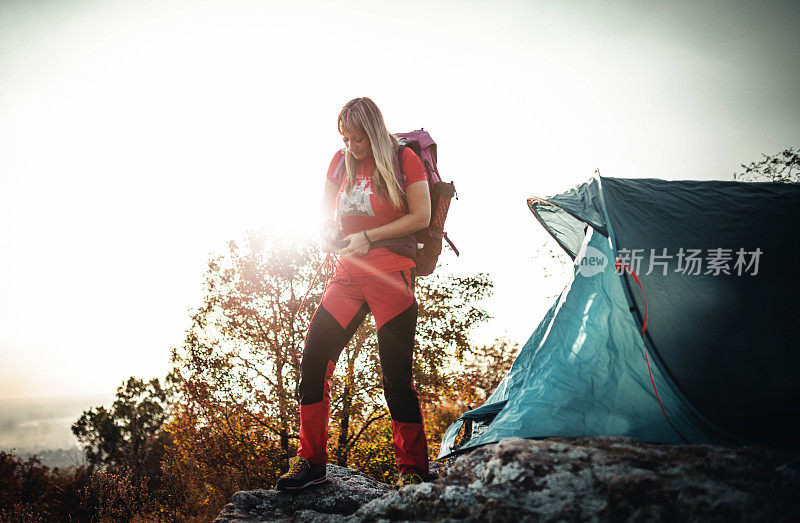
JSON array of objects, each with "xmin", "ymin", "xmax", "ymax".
[
  {"xmin": 394, "ymin": 472, "xmax": 424, "ymax": 488},
  {"xmin": 275, "ymin": 456, "xmax": 327, "ymax": 492}
]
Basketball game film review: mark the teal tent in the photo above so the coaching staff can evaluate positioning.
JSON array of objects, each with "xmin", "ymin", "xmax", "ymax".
[{"xmin": 439, "ymin": 176, "xmax": 800, "ymax": 457}]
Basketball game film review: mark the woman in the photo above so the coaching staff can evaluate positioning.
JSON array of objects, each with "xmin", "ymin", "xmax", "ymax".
[{"xmin": 276, "ymin": 97, "xmax": 432, "ymax": 491}]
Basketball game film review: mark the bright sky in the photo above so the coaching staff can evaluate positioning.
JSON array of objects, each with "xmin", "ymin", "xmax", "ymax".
[{"xmin": 1, "ymin": 0, "xmax": 798, "ymax": 400}]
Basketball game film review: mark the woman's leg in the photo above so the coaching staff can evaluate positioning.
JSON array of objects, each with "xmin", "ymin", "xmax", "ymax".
[
  {"xmin": 297, "ymin": 283, "xmax": 369, "ymax": 465},
  {"xmin": 364, "ymin": 270, "xmax": 429, "ymax": 476}
]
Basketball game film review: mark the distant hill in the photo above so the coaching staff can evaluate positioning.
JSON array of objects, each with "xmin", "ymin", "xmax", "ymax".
[{"xmin": 0, "ymin": 393, "xmax": 113, "ymax": 467}]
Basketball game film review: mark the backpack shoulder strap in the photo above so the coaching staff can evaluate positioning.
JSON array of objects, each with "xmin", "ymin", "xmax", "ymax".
[
  {"xmin": 332, "ymin": 149, "xmax": 346, "ymax": 187},
  {"xmin": 396, "ymin": 141, "xmax": 408, "ymax": 188}
]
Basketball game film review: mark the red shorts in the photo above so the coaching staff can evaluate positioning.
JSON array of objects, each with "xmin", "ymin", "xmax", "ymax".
[{"xmin": 321, "ymin": 268, "xmax": 415, "ymax": 331}]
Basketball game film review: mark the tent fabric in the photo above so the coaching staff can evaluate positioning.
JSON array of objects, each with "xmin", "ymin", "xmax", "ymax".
[
  {"xmin": 600, "ymin": 178, "xmax": 800, "ymax": 444},
  {"xmin": 439, "ymin": 176, "xmax": 800, "ymax": 458},
  {"xmin": 528, "ymin": 176, "xmax": 608, "ymax": 257}
]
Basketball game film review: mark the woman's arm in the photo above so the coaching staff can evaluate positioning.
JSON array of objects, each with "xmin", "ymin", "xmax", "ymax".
[
  {"xmin": 366, "ymin": 180, "xmax": 430, "ymax": 241},
  {"xmin": 320, "ymin": 180, "xmax": 340, "ymax": 251},
  {"xmin": 321, "ymin": 180, "xmax": 339, "ymax": 221},
  {"xmin": 337, "ymin": 180, "xmax": 430, "ymax": 256}
]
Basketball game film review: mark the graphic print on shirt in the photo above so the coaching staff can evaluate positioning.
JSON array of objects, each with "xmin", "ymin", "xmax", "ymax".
[{"xmin": 339, "ymin": 177, "xmax": 375, "ymax": 216}]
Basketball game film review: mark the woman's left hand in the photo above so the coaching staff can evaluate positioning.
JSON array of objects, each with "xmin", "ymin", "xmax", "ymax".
[{"xmin": 335, "ymin": 231, "xmax": 370, "ymax": 256}]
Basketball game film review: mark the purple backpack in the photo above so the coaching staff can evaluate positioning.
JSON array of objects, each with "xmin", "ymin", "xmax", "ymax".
[{"xmin": 332, "ymin": 129, "xmax": 458, "ymax": 276}]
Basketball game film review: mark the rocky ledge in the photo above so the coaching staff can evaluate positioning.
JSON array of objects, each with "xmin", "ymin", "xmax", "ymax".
[{"xmin": 215, "ymin": 437, "xmax": 800, "ymax": 522}]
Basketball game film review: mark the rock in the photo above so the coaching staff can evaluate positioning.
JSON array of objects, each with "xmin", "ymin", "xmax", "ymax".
[
  {"xmin": 213, "ymin": 465, "xmax": 391, "ymax": 522},
  {"xmin": 216, "ymin": 437, "xmax": 800, "ymax": 522}
]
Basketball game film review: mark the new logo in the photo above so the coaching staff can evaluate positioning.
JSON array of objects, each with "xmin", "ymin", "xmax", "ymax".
[{"xmin": 576, "ymin": 245, "xmax": 608, "ymax": 277}]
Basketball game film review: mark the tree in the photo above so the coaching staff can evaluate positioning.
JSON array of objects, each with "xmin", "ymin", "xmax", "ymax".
[
  {"xmin": 168, "ymin": 230, "xmax": 506, "ymax": 492},
  {"xmin": 455, "ymin": 337, "xmax": 519, "ymax": 405},
  {"xmin": 0, "ymin": 452, "xmax": 52, "ymax": 521},
  {"xmin": 71, "ymin": 376, "xmax": 172, "ymax": 484},
  {"xmin": 168, "ymin": 232, "xmax": 322, "ymax": 493},
  {"xmin": 733, "ymin": 147, "xmax": 799, "ymax": 183},
  {"xmin": 420, "ymin": 336, "xmax": 519, "ymax": 460}
]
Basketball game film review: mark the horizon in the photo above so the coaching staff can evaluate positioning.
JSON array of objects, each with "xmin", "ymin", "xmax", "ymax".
[{"xmin": 0, "ymin": 392, "xmax": 114, "ymax": 459}]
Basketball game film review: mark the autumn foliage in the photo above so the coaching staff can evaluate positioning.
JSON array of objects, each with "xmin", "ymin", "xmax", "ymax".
[
  {"xmin": 1, "ymin": 231, "xmax": 517, "ymax": 520},
  {"xmin": 165, "ymin": 230, "xmax": 517, "ymax": 512}
]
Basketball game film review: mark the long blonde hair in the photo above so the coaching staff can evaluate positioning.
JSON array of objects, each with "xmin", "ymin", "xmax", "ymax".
[{"xmin": 338, "ymin": 97, "xmax": 404, "ymax": 209}]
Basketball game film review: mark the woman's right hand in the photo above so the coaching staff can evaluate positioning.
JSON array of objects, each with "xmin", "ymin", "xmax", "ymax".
[{"xmin": 320, "ymin": 227, "xmax": 340, "ymax": 253}]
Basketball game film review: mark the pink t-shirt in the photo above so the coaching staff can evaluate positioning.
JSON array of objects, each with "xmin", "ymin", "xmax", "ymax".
[{"xmin": 326, "ymin": 147, "xmax": 427, "ymax": 275}]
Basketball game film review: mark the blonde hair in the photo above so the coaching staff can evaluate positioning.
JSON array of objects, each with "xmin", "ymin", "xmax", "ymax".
[{"xmin": 338, "ymin": 97, "xmax": 404, "ymax": 209}]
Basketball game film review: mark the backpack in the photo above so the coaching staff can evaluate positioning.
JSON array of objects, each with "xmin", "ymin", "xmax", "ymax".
[{"xmin": 332, "ymin": 129, "xmax": 458, "ymax": 276}]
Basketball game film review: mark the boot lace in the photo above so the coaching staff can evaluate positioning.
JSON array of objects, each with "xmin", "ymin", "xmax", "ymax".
[
  {"xmin": 285, "ymin": 456, "xmax": 308, "ymax": 476},
  {"xmin": 396, "ymin": 472, "xmax": 423, "ymax": 487}
]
